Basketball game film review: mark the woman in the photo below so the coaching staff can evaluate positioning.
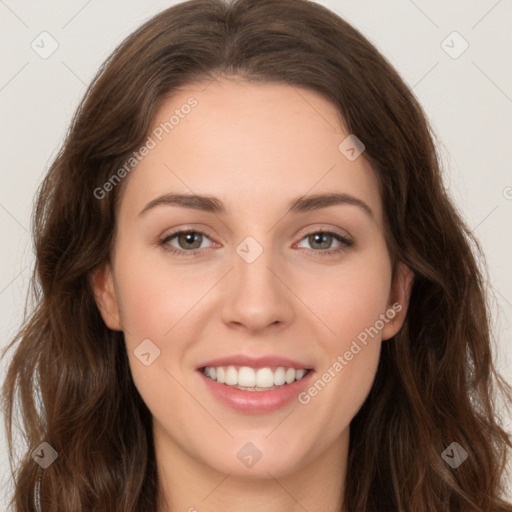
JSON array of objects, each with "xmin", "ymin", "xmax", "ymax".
[{"xmin": 2, "ymin": 0, "xmax": 511, "ymax": 510}]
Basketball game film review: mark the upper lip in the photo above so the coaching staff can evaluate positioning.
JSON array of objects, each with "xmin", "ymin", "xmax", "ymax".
[{"xmin": 196, "ymin": 354, "xmax": 314, "ymax": 370}]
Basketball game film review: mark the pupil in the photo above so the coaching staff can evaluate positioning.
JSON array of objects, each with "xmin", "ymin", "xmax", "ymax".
[
  {"xmin": 181, "ymin": 232, "xmax": 201, "ymax": 249},
  {"xmin": 312, "ymin": 233, "xmax": 330, "ymax": 249}
]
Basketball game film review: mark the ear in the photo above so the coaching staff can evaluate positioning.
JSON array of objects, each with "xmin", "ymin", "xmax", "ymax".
[
  {"xmin": 381, "ymin": 261, "xmax": 414, "ymax": 341},
  {"xmin": 90, "ymin": 263, "xmax": 123, "ymax": 331}
]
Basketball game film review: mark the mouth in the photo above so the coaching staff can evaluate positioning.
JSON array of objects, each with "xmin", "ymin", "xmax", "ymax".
[
  {"xmin": 199, "ymin": 365, "xmax": 313, "ymax": 392},
  {"xmin": 196, "ymin": 361, "xmax": 316, "ymax": 414}
]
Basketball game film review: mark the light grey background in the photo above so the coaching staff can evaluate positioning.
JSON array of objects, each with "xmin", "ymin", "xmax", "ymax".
[{"xmin": 1, "ymin": 0, "xmax": 511, "ymax": 508}]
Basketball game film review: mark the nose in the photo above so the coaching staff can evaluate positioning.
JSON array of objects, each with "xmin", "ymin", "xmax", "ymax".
[{"xmin": 220, "ymin": 241, "xmax": 295, "ymax": 335}]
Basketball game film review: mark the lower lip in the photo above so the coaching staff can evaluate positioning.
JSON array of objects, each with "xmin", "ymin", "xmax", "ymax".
[{"xmin": 197, "ymin": 370, "xmax": 315, "ymax": 414}]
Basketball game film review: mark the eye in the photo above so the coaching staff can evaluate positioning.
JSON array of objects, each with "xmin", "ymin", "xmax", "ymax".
[
  {"xmin": 159, "ymin": 230, "xmax": 214, "ymax": 255},
  {"xmin": 296, "ymin": 230, "xmax": 352, "ymax": 256},
  {"xmin": 158, "ymin": 228, "xmax": 352, "ymax": 257}
]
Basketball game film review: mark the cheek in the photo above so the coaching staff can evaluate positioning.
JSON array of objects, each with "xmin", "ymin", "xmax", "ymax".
[
  {"xmin": 110, "ymin": 252, "xmax": 203, "ymax": 390},
  {"xmin": 295, "ymin": 246, "xmax": 391, "ymax": 413},
  {"xmin": 113, "ymin": 251, "xmax": 210, "ymax": 340},
  {"xmin": 301, "ymin": 246, "xmax": 392, "ymax": 350},
  {"xmin": 112, "ymin": 254, "xmax": 203, "ymax": 418}
]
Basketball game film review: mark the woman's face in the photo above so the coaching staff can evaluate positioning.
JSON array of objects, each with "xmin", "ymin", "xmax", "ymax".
[{"xmin": 93, "ymin": 77, "xmax": 412, "ymax": 479}]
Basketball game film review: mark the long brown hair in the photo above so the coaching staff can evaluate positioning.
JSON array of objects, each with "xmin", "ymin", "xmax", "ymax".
[{"xmin": 2, "ymin": 0, "xmax": 511, "ymax": 510}]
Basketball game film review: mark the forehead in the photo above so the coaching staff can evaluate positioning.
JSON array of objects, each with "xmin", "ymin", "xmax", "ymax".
[{"xmin": 118, "ymin": 77, "xmax": 382, "ymax": 220}]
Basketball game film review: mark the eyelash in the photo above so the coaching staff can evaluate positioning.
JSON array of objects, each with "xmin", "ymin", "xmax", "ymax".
[{"xmin": 158, "ymin": 229, "xmax": 353, "ymax": 258}]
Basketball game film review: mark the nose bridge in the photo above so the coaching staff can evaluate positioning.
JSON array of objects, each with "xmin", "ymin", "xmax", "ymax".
[
  {"xmin": 234, "ymin": 235, "xmax": 276, "ymax": 290},
  {"xmin": 221, "ymin": 233, "xmax": 294, "ymax": 332}
]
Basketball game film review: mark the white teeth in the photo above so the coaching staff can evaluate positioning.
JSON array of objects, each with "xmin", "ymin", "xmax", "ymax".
[
  {"xmin": 225, "ymin": 366, "xmax": 238, "ymax": 386},
  {"xmin": 256, "ymin": 368, "xmax": 274, "ymax": 388},
  {"xmin": 202, "ymin": 365, "xmax": 310, "ymax": 389},
  {"xmin": 238, "ymin": 366, "xmax": 256, "ymax": 387},
  {"xmin": 295, "ymin": 369, "xmax": 306, "ymax": 380},
  {"xmin": 273, "ymin": 367, "xmax": 286, "ymax": 385},
  {"xmin": 204, "ymin": 367, "xmax": 217, "ymax": 380}
]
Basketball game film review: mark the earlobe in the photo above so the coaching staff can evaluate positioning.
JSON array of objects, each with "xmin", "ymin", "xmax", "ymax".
[
  {"xmin": 90, "ymin": 263, "xmax": 123, "ymax": 331},
  {"xmin": 382, "ymin": 262, "xmax": 414, "ymax": 341}
]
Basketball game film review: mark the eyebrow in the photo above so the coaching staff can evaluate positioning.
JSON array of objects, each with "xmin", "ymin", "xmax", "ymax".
[{"xmin": 138, "ymin": 192, "xmax": 373, "ymax": 218}]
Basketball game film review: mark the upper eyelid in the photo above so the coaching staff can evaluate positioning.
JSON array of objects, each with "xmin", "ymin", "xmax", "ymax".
[{"xmin": 161, "ymin": 228, "xmax": 214, "ymax": 244}]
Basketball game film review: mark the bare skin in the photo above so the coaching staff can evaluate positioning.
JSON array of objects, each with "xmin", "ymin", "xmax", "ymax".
[{"xmin": 93, "ymin": 76, "xmax": 413, "ymax": 512}]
